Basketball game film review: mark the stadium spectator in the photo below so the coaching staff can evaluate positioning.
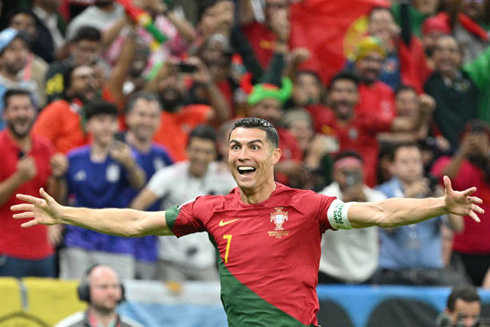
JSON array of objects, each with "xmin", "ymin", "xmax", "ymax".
[
  {"xmin": 0, "ymin": 28, "xmax": 40, "ymax": 130},
  {"xmin": 319, "ymin": 151, "xmax": 386, "ymax": 284},
  {"xmin": 437, "ymin": 284, "xmax": 481, "ymax": 327},
  {"xmin": 365, "ymin": 5, "xmax": 430, "ymax": 93},
  {"xmin": 123, "ymin": 92, "xmax": 174, "ymax": 279},
  {"xmin": 44, "ymin": 26, "xmax": 104, "ymax": 104},
  {"xmin": 349, "ymin": 36, "xmax": 397, "ymax": 122},
  {"xmin": 65, "ymin": 0, "xmax": 124, "ymax": 41},
  {"xmin": 0, "ymin": 89, "xmax": 65, "ymax": 278},
  {"xmin": 131, "ymin": 124, "xmax": 235, "ymax": 281},
  {"xmin": 424, "ymin": 34, "xmax": 479, "ymax": 149},
  {"xmin": 103, "ymin": 0, "xmax": 195, "ymax": 76},
  {"xmin": 31, "ymin": 0, "xmax": 66, "ymax": 63},
  {"xmin": 375, "ymin": 142, "xmax": 465, "ymax": 286},
  {"xmin": 59, "ymin": 100, "xmax": 145, "ymax": 280},
  {"xmin": 420, "ymin": 15, "xmax": 451, "ymax": 70},
  {"xmin": 240, "ymin": 0, "xmax": 291, "ymax": 69},
  {"xmin": 434, "ymin": 0, "xmax": 490, "ymax": 64},
  {"xmin": 12, "ymin": 117, "xmax": 484, "ymax": 327},
  {"xmin": 432, "ymin": 120, "xmax": 490, "ymax": 287},
  {"xmin": 146, "ymin": 60, "xmax": 230, "ymax": 161},
  {"xmin": 5, "ymin": 8, "xmax": 49, "ymax": 107},
  {"xmin": 247, "ymin": 78, "xmax": 306, "ymax": 186},
  {"xmin": 54, "ymin": 264, "xmax": 143, "ymax": 327},
  {"xmin": 322, "ymin": 71, "xmax": 419, "ymax": 187},
  {"xmin": 32, "ymin": 64, "xmax": 99, "ymax": 153},
  {"xmin": 281, "ymin": 108, "xmax": 335, "ymax": 190},
  {"xmin": 392, "ymin": 0, "xmax": 441, "ymax": 37}
]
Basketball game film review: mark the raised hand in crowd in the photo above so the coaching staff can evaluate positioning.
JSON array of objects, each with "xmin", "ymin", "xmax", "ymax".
[
  {"xmin": 50, "ymin": 153, "xmax": 68, "ymax": 179},
  {"xmin": 16, "ymin": 156, "xmax": 37, "ymax": 183}
]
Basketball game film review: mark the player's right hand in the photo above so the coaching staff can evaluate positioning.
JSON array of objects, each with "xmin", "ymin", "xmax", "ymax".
[{"xmin": 11, "ymin": 188, "xmax": 63, "ymax": 228}]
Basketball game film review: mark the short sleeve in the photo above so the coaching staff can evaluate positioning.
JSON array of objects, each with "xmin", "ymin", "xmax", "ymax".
[
  {"xmin": 147, "ymin": 167, "xmax": 173, "ymax": 198},
  {"xmin": 165, "ymin": 197, "xmax": 207, "ymax": 237},
  {"xmin": 314, "ymin": 193, "xmax": 337, "ymax": 233}
]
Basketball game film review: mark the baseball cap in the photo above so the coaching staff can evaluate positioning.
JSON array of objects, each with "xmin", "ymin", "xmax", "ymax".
[
  {"xmin": 422, "ymin": 16, "xmax": 451, "ymax": 35},
  {"xmin": 0, "ymin": 28, "xmax": 28, "ymax": 54}
]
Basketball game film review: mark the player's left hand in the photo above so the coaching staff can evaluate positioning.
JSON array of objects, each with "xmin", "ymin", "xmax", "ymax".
[{"xmin": 444, "ymin": 175, "xmax": 484, "ymax": 222}]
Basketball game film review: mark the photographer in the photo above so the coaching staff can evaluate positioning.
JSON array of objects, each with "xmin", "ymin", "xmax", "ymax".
[
  {"xmin": 437, "ymin": 284, "xmax": 481, "ymax": 327},
  {"xmin": 374, "ymin": 142, "xmax": 465, "ymax": 286},
  {"xmin": 318, "ymin": 151, "xmax": 386, "ymax": 284},
  {"xmin": 432, "ymin": 120, "xmax": 490, "ymax": 288}
]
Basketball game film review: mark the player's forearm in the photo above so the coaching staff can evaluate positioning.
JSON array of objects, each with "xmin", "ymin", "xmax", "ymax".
[
  {"xmin": 350, "ymin": 197, "xmax": 447, "ymax": 228},
  {"xmin": 60, "ymin": 206, "xmax": 147, "ymax": 237}
]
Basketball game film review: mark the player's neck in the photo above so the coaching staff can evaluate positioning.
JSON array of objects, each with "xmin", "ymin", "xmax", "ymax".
[{"xmin": 239, "ymin": 181, "xmax": 277, "ymax": 204}]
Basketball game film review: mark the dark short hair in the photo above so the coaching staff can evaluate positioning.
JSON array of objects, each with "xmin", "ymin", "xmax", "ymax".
[
  {"xmin": 297, "ymin": 70, "xmax": 323, "ymax": 86},
  {"xmin": 6, "ymin": 8, "xmax": 38, "ymax": 27},
  {"xmin": 329, "ymin": 71, "xmax": 360, "ymax": 90},
  {"xmin": 389, "ymin": 142, "xmax": 421, "ymax": 162},
  {"xmin": 334, "ymin": 150, "xmax": 364, "ymax": 164},
  {"xmin": 3, "ymin": 88, "xmax": 33, "ymax": 109},
  {"xmin": 394, "ymin": 85, "xmax": 417, "ymax": 98},
  {"xmin": 187, "ymin": 124, "xmax": 218, "ymax": 147},
  {"xmin": 125, "ymin": 91, "xmax": 161, "ymax": 114},
  {"xmin": 71, "ymin": 26, "xmax": 101, "ymax": 43},
  {"xmin": 84, "ymin": 99, "xmax": 118, "ymax": 121},
  {"xmin": 229, "ymin": 117, "xmax": 279, "ymax": 148},
  {"xmin": 447, "ymin": 285, "xmax": 480, "ymax": 312}
]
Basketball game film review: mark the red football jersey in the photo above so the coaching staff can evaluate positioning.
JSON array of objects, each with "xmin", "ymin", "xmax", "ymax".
[{"xmin": 165, "ymin": 183, "xmax": 338, "ymax": 326}]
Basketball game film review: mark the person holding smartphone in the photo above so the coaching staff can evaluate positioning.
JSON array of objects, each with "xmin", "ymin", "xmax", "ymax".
[{"xmin": 318, "ymin": 151, "xmax": 386, "ymax": 284}]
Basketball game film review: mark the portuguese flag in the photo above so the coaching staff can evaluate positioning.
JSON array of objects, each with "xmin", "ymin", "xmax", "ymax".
[{"xmin": 290, "ymin": 0, "xmax": 390, "ymax": 85}]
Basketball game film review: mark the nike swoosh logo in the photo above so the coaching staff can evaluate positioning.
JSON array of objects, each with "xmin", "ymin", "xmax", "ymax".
[{"xmin": 219, "ymin": 219, "xmax": 239, "ymax": 227}]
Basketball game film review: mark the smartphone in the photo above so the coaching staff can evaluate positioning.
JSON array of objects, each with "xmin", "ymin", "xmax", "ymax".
[
  {"xmin": 345, "ymin": 171, "xmax": 362, "ymax": 187},
  {"xmin": 177, "ymin": 63, "xmax": 198, "ymax": 73},
  {"xmin": 114, "ymin": 132, "xmax": 126, "ymax": 143}
]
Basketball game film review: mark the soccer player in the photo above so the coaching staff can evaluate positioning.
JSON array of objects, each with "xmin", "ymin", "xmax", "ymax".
[{"xmin": 11, "ymin": 117, "xmax": 484, "ymax": 327}]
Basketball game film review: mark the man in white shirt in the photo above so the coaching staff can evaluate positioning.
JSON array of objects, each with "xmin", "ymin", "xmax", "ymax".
[
  {"xmin": 319, "ymin": 151, "xmax": 386, "ymax": 284},
  {"xmin": 131, "ymin": 124, "xmax": 236, "ymax": 281}
]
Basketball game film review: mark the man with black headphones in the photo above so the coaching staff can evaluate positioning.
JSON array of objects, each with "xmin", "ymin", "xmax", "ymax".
[{"xmin": 54, "ymin": 264, "xmax": 143, "ymax": 327}]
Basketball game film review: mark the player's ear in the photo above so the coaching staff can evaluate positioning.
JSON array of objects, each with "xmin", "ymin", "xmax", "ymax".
[{"xmin": 271, "ymin": 147, "xmax": 282, "ymax": 165}]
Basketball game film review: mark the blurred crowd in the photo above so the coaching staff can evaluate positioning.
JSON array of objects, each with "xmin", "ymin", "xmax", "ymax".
[{"xmin": 1, "ymin": 0, "xmax": 490, "ymax": 290}]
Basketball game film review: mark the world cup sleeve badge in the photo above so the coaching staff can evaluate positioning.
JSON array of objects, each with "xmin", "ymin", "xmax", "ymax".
[{"xmin": 268, "ymin": 207, "xmax": 290, "ymax": 239}]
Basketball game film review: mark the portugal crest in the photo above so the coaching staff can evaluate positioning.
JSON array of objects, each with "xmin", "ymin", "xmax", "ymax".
[
  {"xmin": 270, "ymin": 207, "xmax": 288, "ymax": 230},
  {"xmin": 268, "ymin": 207, "xmax": 290, "ymax": 239}
]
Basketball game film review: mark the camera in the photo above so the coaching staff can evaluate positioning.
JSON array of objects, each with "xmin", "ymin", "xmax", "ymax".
[
  {"xmin": 345, "ymin": 170, "xmax": 362, "ymax": 187},
  {"xmin": 176, "ymin": 62, "xmax": 198, "ymax": 73}
]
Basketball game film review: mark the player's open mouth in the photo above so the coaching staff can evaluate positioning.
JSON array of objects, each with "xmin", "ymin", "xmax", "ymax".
[{"xmin": 237, "ymin": 166, "xmax": 256, "ymax": 175}]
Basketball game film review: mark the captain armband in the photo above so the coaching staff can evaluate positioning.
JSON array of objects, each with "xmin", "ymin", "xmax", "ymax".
[{"xmin": 327, "ymin": 199, "xmax": 354, "ymax": 230}]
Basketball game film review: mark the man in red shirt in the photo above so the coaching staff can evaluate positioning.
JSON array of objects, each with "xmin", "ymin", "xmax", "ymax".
[
  {"xmin": 32, "ymin": 64, "xmax": 99, "ymax": 153},
  {"xmin": 0, "ymin": 89, "xmax": 66, "ymax": 277},
  {"xmin": 323, "ymin": 71, "xmax": 418, "ymax": 186},
  {"xmin": 431, "ymin": 120, "xmax": 490, "ymax": 287},
  {"xmin": 351, "ymin": 36, "xmax": 397, "ymax": 122},
  {"xmin": 12, "ymin": 117, "xmax": 483, "ymax": 326}
]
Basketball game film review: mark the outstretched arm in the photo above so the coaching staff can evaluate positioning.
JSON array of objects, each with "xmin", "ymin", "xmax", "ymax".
[
  {"xmin": 348, "ymin": 176, "xmax": 483, "ymax": 228},
  {"xmin": 11, "ymin": 188, "xmax": 172, "ymax": 237}
]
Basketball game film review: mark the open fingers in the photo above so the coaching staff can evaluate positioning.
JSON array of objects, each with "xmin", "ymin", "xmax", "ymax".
[
  {"xmin": 469, "ymin": 211, "xmax": 481, "ymax": 223},
  {"xmin": 443, "ymin": 175, "xmax": 452, "ymax": 193},
  {"xmin": 20, "ymin": 219, "xmax": 39, "ymax": 228},
  {"xmin": 13, "ymin": 212, "xmax": 35, "ymax": 219},
  {"xmin": 10, "ymin": 203, "xmax": 34, "ymax": 212},
  {"xmin": 472, "ymin": 204, "xmax": 485, "ymax": 215},
  {"xmin": 16, "ymin": 193, "xmax": 43, "ymax": 205},
  {"xmin": 462, "ymin": 187, "xmax": 477, "ymax": 197},
  {"xmin": 469, "ymin": 196, "xmax": 483, "ymax": 204},
  {"xmin": 40, "ymin": 188, "xmax": 54, "ymax": 204}
]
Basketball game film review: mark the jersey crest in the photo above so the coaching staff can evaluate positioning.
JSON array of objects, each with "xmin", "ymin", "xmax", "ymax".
[{"xmin": 269, "ymin": 207, "xmax": 289, "ymax": 239}]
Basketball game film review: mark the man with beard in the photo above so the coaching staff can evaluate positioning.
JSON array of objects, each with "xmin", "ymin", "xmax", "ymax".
[
  {"xmin": 432, "ymin": 120, "xmax": 490, "ymax": 287},
  {"xmin": 0, "ymin": 28, "xmax": 40, "ymax": 130},
  {"xmin": 55, "ymin": 265, "xmax": 143, "ymax": 327},
  {"xmin": 322, "ymin": 71, "xmax": 419, "ymax": 187},
  {"xmin": 65, "ymin": 0, "xmax": 124, "ymax": 40},
  {"xmin": 45, "ymin": 26, "xmax": 105, "ymax": 104},
  {"xmin": 148, "ymin": 59, "xmax": 230, "ymax": 161},
  {"xmin": 32, "ymin": 64, "xmax": 99, "ymax": 153},
  {"xmin": 0, "ymin": 88, "xmax": 66, "ymax": 278}
]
